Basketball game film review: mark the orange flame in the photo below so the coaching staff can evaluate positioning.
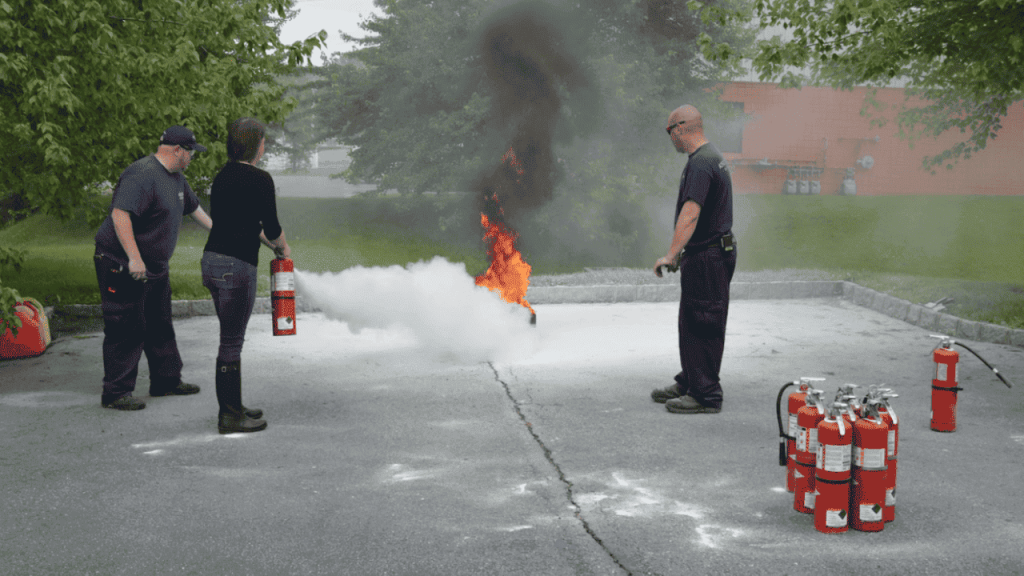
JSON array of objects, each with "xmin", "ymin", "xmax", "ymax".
[
  {"xmin": 475, "ymin": 213, "xmax": 534, "ymax": 314},
  {"xmin": 475, "ymin": 147, "xmax": 533, "ymax": 313}
]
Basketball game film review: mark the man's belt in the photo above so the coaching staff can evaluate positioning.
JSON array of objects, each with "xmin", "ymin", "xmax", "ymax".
[{"xmin": 685, "ymin": 233, "xmax": 736, "ymax": 255}]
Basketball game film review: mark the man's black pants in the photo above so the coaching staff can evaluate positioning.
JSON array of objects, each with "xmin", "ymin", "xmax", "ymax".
[
  {"xmin": 94, "ymin": 253, "xmax": 183, "ymax": 403},
  {"xmin": 673, "ymin": 245, "xmax": 737, "ymax": 410}
]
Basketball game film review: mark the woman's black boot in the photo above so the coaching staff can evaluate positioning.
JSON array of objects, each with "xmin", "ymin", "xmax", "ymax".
[{"xmin": 216, "ymin": 358, "xmax": 267, "ymax": 434}]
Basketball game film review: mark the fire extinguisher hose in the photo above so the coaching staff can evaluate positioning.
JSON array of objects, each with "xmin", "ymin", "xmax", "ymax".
[
  {"xmin": 954, "ymin": 342, "xmax": 1014, "ymax": 389},
  {"xmin": 776, "ymin": 381, "xmax": 796, "ymax": 466}
]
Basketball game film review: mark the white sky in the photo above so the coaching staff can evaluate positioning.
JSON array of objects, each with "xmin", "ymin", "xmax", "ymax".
[{"xmin": 278, "ymin": 0, "xmax": 381, "ymax": 61}]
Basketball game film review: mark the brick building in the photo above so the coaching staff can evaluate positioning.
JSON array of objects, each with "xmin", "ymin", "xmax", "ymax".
[{"xmin": 714, "ymin": 82, "xmax": 1024, "ymax": 196}]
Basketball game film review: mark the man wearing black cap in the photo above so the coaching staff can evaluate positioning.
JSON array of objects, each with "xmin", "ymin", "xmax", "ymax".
[{"xmin": 93, "ymin": 125, "xmax": 214, "ymax": 410}]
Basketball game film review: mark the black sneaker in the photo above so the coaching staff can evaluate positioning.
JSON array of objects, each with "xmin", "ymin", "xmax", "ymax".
[
  {"xmin": 150, "ymin": 381, "xmax": 201, "ymax": 396},
  {"xmin": 102, "ymin": 396, "xmax": 147, "ymax": 410},
  {"xmin": 665, "ymin": 395, "xmax": 721, "ymax": 414},
  {"xmin": 650, "ymin": 384, "xmax": 684, "ymax": 404}
]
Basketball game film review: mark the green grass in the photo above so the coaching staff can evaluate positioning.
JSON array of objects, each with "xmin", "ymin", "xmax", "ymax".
[
  {"xmin": 730, "ymin": 194, "xmax": 1024, "ymax": 328},
  {"xmin": 2, "ymin": 194, "xmax": 1023, "ymax": 328},
  {"xmin": 734, "ymin": 195, "xmax": 1024, "ymax": 283}
]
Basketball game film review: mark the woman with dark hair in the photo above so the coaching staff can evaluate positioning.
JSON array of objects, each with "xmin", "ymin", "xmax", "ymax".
[{"xmin": 202, "ymin": 117, "xmax": 290, "ymax": 433}]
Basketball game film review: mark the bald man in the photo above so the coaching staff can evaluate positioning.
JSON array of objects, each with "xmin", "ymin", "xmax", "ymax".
[{"xmin": 651, "ymin": 105, "xmax": 737, "ymax": 414}]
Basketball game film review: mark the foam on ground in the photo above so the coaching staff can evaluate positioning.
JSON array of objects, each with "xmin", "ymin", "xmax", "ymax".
[{"xmin": 294, "ymin": 257, "xmax": 539, "ymax": 363}]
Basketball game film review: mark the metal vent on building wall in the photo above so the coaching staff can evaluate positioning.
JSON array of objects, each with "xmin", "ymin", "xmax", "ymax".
[
  {"xmin": 856, "ymin": 155, "xmax": 875, "ymax": 170},
  {"xmin": 782, "ymin": 167, "xmax": 823, "ymax": 195}
]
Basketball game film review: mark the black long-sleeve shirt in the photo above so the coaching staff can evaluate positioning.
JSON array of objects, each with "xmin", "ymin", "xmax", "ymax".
[{"xmin": 203, "ymin": 162, "xmax": 283, "ymax": 266}]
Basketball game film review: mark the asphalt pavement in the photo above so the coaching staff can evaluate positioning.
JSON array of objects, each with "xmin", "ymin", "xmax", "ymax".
[{"xmin": 2, "ymin": 297, "xmax": 1023, "ymax": 576}]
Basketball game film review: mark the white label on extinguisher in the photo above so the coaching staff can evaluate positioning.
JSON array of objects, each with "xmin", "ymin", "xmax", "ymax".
[
  {"xmin": 937, "ymin": 362, "xmax": 959, "ymax": 382},
  {"xmin": 804, "ymin": 490, "xmax": 816, "ymax": 510},
  {"xmin": 276, "ymin": 316, "xmax": 294, "ymax": 330},
  {"xmin": 859, "ymin": 504, "xmax": 883, "ymax": 522},
  {"xmin": 272, "ymin": 272, "xmax": 295, "ymax": 292},
  {"xmin": 886, "ymin": 488, "xmax": 896, "ymax": 506},
  {"xmin": 888, "ymin": 430, "xmax": 897, "ymax": 458},
  {"xmin": 788, "ymin": 414, "xmax": 798, "ymax": 437},
  {"xmin": 798, "ymin": 427, "xmax": 820, "ymax": 453},
  {"xmin": 854, "ymin": 446, "xmax": 886, "ymax": 470},
  {"xmin": 825, "ymin": 509, "xmax": 848, "ymax": 528},
  {"xmin": 817, "ymin": 443, "xmax": 851, "ymax": 472}
]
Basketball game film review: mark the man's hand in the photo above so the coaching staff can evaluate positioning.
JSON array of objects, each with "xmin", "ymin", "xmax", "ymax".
[
  {"xmin": 653, "ymin": 253, "xmax": 681, "ymax": 277},
  {"xmin": 656, "ymin": 201, "xmax": 699, "ymax": 277},
  {"xmin": 127, "ymin": 256, "xmax": 148, "ymax": 281}
]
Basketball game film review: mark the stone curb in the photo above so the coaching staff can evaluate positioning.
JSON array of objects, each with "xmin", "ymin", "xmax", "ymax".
[{"xmin": 45, "ymin": 280, "xmax": 1024, "ymax": 348}]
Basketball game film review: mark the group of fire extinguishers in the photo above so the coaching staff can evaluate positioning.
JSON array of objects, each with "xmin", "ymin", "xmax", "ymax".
[
  {"xmin": 777, "ymin": 380, "xmax": 898, "ymax": 534},
  {"xmin": 774, "ymin": 334, "xmax": 1014, "ymax": 535}
]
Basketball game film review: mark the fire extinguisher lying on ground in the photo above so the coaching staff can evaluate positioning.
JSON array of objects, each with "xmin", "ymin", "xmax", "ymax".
[
  {"xmin": 271, "ymin": 257, "xmax": 296, "ymax": 336},
  {"xmin": 929, "ymin": 335, "xmax": 1012, "ymax": 432}
]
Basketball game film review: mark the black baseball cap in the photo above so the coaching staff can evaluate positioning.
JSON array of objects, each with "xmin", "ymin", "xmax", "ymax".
[{"xmin": 160, "ymin": 125, "xmax": 207, "ymax": 152}]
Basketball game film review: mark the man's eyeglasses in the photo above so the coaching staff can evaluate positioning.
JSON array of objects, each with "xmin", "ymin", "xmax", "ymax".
[{"xmin": 666, "ymin": 120, "xmax": 686, "ymax": 135}]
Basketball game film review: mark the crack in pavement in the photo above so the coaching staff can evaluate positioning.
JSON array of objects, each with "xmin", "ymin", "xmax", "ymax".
[{"xmin": 488, "ymin": 362, "xmax": 637, "ymax": 576}]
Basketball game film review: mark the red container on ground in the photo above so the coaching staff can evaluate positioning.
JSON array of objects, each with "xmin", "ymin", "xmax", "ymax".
[{"xmin": 0, "ymin": 299, "xmax": 51, "ymax": 359}]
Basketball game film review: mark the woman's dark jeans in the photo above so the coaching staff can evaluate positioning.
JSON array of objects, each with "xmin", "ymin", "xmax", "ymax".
[{"xmin": 201, "ymin": 252, "xmax": 257, "ymax": 363}]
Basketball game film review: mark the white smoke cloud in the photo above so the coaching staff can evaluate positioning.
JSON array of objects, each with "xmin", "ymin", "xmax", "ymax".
[{"xmin": 294, "ymin": 257, "xmax": 539, "ymax": 363}]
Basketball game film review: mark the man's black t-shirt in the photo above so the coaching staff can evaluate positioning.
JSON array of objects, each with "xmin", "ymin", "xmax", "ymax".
[
  {"xmin": 94, "ymin": 155, "xmax": 199, "ymax": 278},
  {"xmin": 674, "ymin": 143, "xmax": 733, "ymax": 248},
  {"xmin": 203, "ymin": 162, "xmax": 283, "ymax": 267}
]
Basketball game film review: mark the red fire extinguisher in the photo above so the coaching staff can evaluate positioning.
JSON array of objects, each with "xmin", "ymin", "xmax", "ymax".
[
  {"xmin": 271, "ymin": 257, "xmax": 296, "ymax": 336},
  {"xmin": 850, "ymin": 400, "xmax": 888, "ymax": 532},
  {"xmin": 815, "ymin": 402, "xmax": 852, "ymax": 534},
  {"xmin": 793, "ymin": 388, "xmax": 826, "ymax": 514},
  {"xmin": 929, "ymin": 334, "xmax": 1013, "ymax": 433},
  {"xmin": 931, "ymin": 337, "xmax": 960, "ymax": 432},
  {"xmin": 776, "ymin": 377, "xmax": 825, "ymax": 492},
  {"xmin": 875, "ymin": 389, "xmax": 899, "ymax": 523}
]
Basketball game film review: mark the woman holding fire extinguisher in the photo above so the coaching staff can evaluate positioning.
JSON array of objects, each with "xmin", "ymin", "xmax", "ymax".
[{"xmin": 201, "ymin": 117, "xmax": 290, "ymax": 434}]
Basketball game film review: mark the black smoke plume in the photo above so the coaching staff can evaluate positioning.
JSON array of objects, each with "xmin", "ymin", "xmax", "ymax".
[{"xmin": 473, "ymin": 0, "xmax": 597, "ymax": 225}]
